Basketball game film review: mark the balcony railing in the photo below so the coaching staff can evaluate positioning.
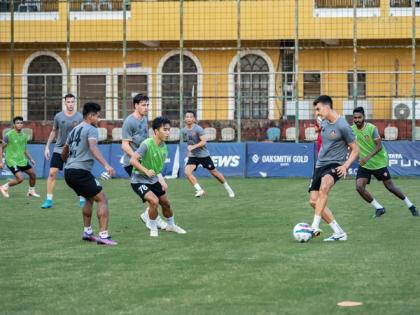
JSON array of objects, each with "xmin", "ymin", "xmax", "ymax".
[
  {"xmin": 315, "ymin": 0, "xmax": 380, "ymax": 8},
  {"xmin": 0, "ymin": 0, "xmax": 58, "ymax": 12}
]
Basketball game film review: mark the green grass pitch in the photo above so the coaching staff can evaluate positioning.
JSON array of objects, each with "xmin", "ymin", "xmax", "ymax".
[{"xmin": 1, "ymin": 177, "xmax": 419, "ymax": 314}]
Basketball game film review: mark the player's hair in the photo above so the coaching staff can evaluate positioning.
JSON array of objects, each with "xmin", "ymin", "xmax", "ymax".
[
  {"xmin": 82, "ymin": 102, "xmax": 101, "ymax": 118},
  {"xmin": 313, "ymin": 95, "xmax": 333, "ymax": 109},
  {"xmin": 132, "ymin": 94, "xmax": 149, "ymax": 106},
  {"xmin": 353, "ymin": 106, "xmax": 365, "ymax": 116},
  {"xmin": 185, "ymin": 110, "xmax": 196, "ymax": 118},
  {"xmin": 13, "ymin": 116, "xmax": 24, "ymax": 124},
  {"xmin": 64, "ymin": 93, "xmax": 75, "ymax": 100},
  {"xmin": 152, "ymin": 116, "xmax": 171, "ymax": 131}
]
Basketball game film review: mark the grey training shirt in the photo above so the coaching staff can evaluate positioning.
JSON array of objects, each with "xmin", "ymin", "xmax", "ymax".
[
  {"xmin": 65, "ymin": 122, "xmax": 98, "ymax": 172},
  {"xmin": 182, "ymin": 124, "xmax": 210, "ymax": 158},
  {"xmin": 121, "ymin": 114, "xmax": 148, "ymax": 166},
  {"xmin": 316, "ymin": 116, "xmax": 356, "ymax": 168},
  {"xmin": 53, "ymin": 111, "xmax": 83, "ymax": 154}
]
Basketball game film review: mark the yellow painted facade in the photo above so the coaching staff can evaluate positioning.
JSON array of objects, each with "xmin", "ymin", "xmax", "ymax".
[{"xmin": 1, "ymin": 1, "xmax": 420, "ymax": 121}]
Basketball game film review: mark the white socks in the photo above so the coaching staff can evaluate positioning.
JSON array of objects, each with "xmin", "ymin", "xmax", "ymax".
[
  {"xmin": 167, "ymin": 216, "xmax": 175, "ymax": 226},
  {"xmin": 2, "ymin": 183, "xmax": 9, "ymax": 189},
  {"xmin": 370, "ymin": 199, "xmax": 383, "ymax": 210},
  {"xmin": 149, "ymin": 219, "xmax": 157, "ymax": 229},
  {"xmin": 329, "ymin": 220, "xmax": 345, "ymax": 235},
  {"xmin": 223, "ymin": 181, "xmax": 231, "ymax": 190},
  {"xmin": 28, "ymin": 187, "xmax": 35, "ymax": 193},
  {"xmin": 84, "ymin": 226, "xmax": 93, "ymax": 234},
  {"xmin": 47, "ymin": 194, "xmax": 53, "ymax": 201},
  {"xmin": 403, "ymin": 197, "xmax": 413, "ymax": 208},
  {"xmin": 311, "ymin": 215, "xmax": 321, "ymax": 229},
  {"xmin": 194, "ymin": 183, "xmax": 202, "ymax": 191},
  {"xmin": 99, "ymin": 230, "xmax": 109, "ymax": 239}
]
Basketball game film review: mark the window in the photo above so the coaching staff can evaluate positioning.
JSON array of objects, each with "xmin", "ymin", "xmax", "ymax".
[
  {"xmin": 118, "ymin": 74, "xmax": 148, "ymax": 119},
  {"xmin": 234, "ymin": 54, "xmax": 269, "ymax": 119},
  {"xmin": 315, "ymin": 0, "xmax": 380, "ymax": 8},
  {"xmin": 347, "ymin": 71, "xmax": 366, "ymax": 99},
  {"xmin": 77, "ymin": 75, "xmax": 106, "ymax": 115},
  {"xmin": 303, "ymin": 72, "xmax": 321, "ymax": 99},
  {"xmin": 161, "ymin": 55, "xmax": 197, "ymax": 121},
  {"xmin": 69, "ymin": 0, "xmax": 130, "ymax": 12},
  {"xmin": 0, "ymin": 0, "xmax": 59, "ymax": 13},
  {"xmin": 390, "ymin": 0, "xmax": 420, "ymax": 8},
  {"xmin": 27, "ymin": 55, "xmax": 62, "ymax": 121}
]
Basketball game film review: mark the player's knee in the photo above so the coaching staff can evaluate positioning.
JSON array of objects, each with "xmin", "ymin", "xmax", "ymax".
[
  {"xmin": 383, "ymin": 181, "xmax": 393, "ymax": 190},
  {"xmin": 49, "ymin": 170, "xmax": 58, "ymax": 179},
  {"xmin": 356, "ymin": 183, "xmax": 365, "ymax": 194},
  {"xmin": 16, "ymin": 176, "xmax": 24, "ymax": 184},
  {"xmin": 309, "ymin": 199, "xmax": 317, "ymax": 208},
  {"xmin": 149, "ymin": 198, "xmax": 159, "ymax": 208},
  {"xmin": 162, "ymin": 200, "xmax": 170, "ymax": 210},
  {"xmin": 318, "ymin": 186, "xmax": 329, "ymax": 196}
]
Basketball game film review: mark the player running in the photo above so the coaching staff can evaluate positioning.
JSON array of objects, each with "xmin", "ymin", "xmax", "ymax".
[
  {"xmin": 182, "ymin": 111, "xmax": 235, "ymax": 198},
  {"xmin": 120, "ymin": 94, "xmax": 167, "ymax": 229},
  {"xmin": 309, "ymin": 95, "xmax": 359, "ymax": 241},
  {"xmin": 41, "ymin": 94, "xmax": 83, "ymax": 209},
  {"xmin": 352, "ymin": 106, "xmax": 418, "ymax": 217},
  {"xmin": 130, "ymin": 116, "xmax": 186, "ymax": 237},
  {"xmin": 0, "ymin": 116, "xmax": 40, "ymax": 198},
  {"xmin": 63, "ymin": 102, "xmax": 117, "ymax": 245}
]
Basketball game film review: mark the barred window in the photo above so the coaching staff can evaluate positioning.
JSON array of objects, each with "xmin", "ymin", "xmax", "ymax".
[
  {"xmin": 27, "ymin": 55, "xmax": 62, "ymax": 121},
  {"xmin": 118, "ymin": 75, "xmax": 148, "ymax": 119},
  {"xmin": 303, "ymin": 72, "xmax": 321, "ymax": 99},
  {"xmin": 347, "ymin": 71, "xmax": 366, "ymax": 99},
  {"xmin": 77, "ymin": 75, "xmax": 106, "ymax": 116},
  {"xmin": 162, "ymin": 55, "xmax": 197, "ymax": 121},
  {"xmin": 234, "ymin": 54, "xmax": 269, "ymax": 119}
]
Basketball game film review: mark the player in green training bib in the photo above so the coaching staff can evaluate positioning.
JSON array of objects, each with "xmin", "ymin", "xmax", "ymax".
[
  {"xmin": 0, "ymin": 116, "xmax": 39, "ymax": 198},
  {"xmin": 130, "ymin": 116, "xmax": 187, "ymax": 237},
  {"xmin": 352, "ymin": 107, "xmax": 418, "ymax": 217}
]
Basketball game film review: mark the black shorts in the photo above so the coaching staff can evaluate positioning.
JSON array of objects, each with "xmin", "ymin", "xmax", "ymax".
[
  {"xmin": 7, "ymin": 163, "xmax": 32, "ymax": 175},
  {"xmin": 308, "ymin": 163, "xmax": 341, "ymax": 192},
  {"xmin": 124, "ymin": 165, "xmax": 133, "ymax": 176},
  {"xmin": 131, "ymin": 182, "xmax": 165, "ymax": 203},
  {"xmin": 357, "ymin": 166, "xmax": 391, "ymax": 184},
  {"xmin": 50, "ymin": 152, "xmax": 64, "ymax": 170},
  {"xmin": 186, "ymin": 156, "xmax": 215, "ymax": 171},
  {"xmin": 64, "ymin": 168, "xmax": 102, "ymax": 199}
]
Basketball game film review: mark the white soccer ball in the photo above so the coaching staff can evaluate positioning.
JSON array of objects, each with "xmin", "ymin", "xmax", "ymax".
[
  {"xmin": 100, "ymin": 171, "xmax": 111, "ymax": 180},
  {"xmin": 293, "ymin": 222, "xmax": 313, "ymax": 243}
]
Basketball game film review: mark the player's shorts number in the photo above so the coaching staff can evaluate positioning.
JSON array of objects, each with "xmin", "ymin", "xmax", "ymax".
[{"xmin": 138, "ymin": 184, "xmax": 148, "ymax": 194}]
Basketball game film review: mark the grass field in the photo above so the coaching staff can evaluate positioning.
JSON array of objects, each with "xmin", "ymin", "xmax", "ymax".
[{"xmin": 1, "ymin": 177, "xmax": 419, "ymax": 315}]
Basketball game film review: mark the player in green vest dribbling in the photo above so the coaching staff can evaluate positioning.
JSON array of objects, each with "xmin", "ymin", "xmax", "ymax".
[
  {"xmin": 352, "ymin": 107, "xmax": 418, "ymax": 217},
  {"xmin": 130, "ymin": 116, "xmax": 187, "ymax": 237},
  {"xmin": 0, "ymin": 116, "xmax": 39, "ymax": 198}
]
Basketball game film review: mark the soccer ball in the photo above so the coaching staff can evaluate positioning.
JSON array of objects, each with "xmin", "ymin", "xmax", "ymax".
[{"xmin": 293, "ymin": 222, "xmax": 313, "ymax": 243}]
